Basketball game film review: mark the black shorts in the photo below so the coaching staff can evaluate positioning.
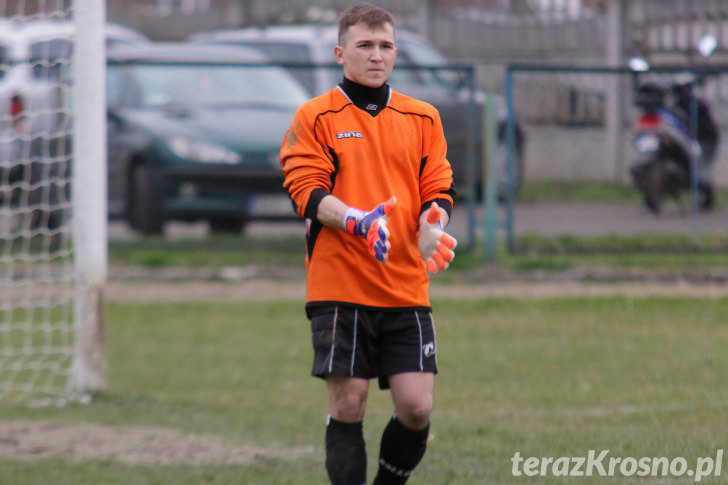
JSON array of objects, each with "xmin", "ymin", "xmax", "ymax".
[{"xmin": 310, "ymin": 305, "xmax": 438, "ymax": 389}]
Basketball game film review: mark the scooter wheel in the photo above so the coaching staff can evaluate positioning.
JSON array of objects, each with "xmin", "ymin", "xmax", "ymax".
[
  {"xmin": 644, "ymin": 194, "xmax": 661, "ymax": 214},
  {"xmin": 643, "ymin": 163, "xmax": 663, "ymax": 215},
  {"xmin": 698, "ymin": 183, "xmax": 714, "ymax": 211}
]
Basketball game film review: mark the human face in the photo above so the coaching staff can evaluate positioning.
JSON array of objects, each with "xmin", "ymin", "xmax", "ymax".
[{"xmin": 334, "ymin": 22, "xmax": 397, "ymax": 88}]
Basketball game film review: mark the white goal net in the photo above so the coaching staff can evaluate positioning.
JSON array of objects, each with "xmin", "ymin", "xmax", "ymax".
[{"xmin": 0, "ymin": 0, "xmax": 107, "ymax": 404}]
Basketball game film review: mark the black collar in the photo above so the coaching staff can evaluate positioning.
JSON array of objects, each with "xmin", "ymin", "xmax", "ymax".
[{"xmin": 339, "ymin": 77, "xmax": 389, "ymax": 117}]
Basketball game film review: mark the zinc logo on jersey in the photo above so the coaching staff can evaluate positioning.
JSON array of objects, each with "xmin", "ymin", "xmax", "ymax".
[{"xmin": 336, "ymin": 131, "xmax": 363, "ymax": 139}]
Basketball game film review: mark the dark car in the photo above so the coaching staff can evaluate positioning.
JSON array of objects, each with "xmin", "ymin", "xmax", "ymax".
[
  {"xmin": 189, "ymin": 24, "xmax": 526, "ymax": 199},
  {"xmin": 106, "ymin": 42, "xmax": 310, "ymax": 234}
]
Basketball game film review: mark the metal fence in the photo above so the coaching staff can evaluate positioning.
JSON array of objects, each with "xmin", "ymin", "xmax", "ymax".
[{"xmin": 473, "ymin": 62, "xmax": 728, "ymax": 256}]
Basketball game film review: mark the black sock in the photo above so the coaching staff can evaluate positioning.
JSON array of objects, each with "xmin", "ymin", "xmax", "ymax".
[
  {"xmin": 373, "ymin": 417, "xmax": 430, "ymax": 485},
  {"xmin": 325, "ymin": 417, "xmax": 367, "ymax": 485}
]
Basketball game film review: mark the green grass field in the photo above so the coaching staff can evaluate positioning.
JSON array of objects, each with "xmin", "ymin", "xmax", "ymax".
[{"xmin": 2, "ymin": 296, "xmax": 728, "ymax": 484}]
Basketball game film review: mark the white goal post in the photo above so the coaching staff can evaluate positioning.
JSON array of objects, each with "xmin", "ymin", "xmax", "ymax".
[
  {"xmin": 0, "ymin": 0, "xmax": 107, "ymax": 403},
  {"xmin": 72, "ymin": 0, "xmax": 108, "ymax": 396}
]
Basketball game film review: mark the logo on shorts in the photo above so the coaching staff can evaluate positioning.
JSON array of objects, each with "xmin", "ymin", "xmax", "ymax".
[{"xmin": 423, "ymin": 342, "xmax": 436, "ymax": 358}]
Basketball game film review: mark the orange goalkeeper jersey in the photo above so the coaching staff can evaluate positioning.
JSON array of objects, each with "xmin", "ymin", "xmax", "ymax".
[{"xmin": 280, "ymin": 81, "xmax": 455, "ymax": 311}]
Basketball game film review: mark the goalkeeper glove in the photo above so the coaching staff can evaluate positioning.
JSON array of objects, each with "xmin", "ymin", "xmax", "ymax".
[
  {"xmin": 418, "ymin": 202, "xmax": 457, "ymax": 274},
  {"xmin": 343, "ymin": 196, "xmax": 397, "ymax": 264}
]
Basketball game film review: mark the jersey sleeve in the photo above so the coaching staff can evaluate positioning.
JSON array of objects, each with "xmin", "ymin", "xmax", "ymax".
[
  {"xmin": 279, "ymin": 105, "xmax": 335, "ymax": 219},
  {"xmin": 419, "ymin": 108, "xmax": 455, "ymax": 216}
]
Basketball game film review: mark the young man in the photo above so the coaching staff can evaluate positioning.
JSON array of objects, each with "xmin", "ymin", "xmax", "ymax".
[{"xmin": 279, "ymin": 3, "xmax": 457, "ymax": 484}]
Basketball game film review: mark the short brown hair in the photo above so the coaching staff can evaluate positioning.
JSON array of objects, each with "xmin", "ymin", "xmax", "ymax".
[{"xmin": 338, "ymin": 3, "xmax": 395, "ymax": 45}]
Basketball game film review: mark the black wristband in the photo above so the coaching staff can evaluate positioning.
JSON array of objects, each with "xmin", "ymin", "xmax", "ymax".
[{"xmin": 305, "ymin": 188, "xmax": 330, "ymax": 220}]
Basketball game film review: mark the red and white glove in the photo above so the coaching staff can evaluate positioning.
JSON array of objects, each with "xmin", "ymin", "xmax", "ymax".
[
  {"xmin": 418, "ymin": 202, "xmax": 457, "ymax": 274},
  {"xmin": 343, "ymin": 196, "xmax": 397, "ymax": 264}
]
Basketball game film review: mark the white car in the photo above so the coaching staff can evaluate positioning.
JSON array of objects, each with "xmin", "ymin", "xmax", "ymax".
[
  {"xmin": 0, "ymin": 19, "xmax": 148, "ymax": 228},
  {"xmin": 0, "ymin": 19, "xmax": 148, "ymax": 140}
]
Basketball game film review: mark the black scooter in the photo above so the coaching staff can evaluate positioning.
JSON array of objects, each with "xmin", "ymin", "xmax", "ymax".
[{"xmin": 628, "ymin": 34, "xmax": 720, "ymax": 215}]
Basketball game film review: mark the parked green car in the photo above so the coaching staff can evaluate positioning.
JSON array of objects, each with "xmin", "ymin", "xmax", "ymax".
[{"xmin": 106, "ymin": 42, "xmax": 309, "ymax": 234}]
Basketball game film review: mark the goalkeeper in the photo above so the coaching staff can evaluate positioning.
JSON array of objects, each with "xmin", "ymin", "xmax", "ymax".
[{"xmin": 279, "ymin": 3, "xmax": 457, "ymax": 484}]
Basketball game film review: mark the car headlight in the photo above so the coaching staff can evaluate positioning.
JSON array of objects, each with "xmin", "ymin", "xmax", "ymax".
[
  {"xmin": 167, "ymin": 136, "xmax": 242, "ymax": 165},
  {"xmin": 634, "ymin": 133, "xmax": 660, "ymax": 153}
]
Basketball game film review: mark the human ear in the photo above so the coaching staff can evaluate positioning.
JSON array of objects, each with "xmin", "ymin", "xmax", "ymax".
[{"xmin": 334, "ymin": 45, "xmax": 345, "ymax": 66}]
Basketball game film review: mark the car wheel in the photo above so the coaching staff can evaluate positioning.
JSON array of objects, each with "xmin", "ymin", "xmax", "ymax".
[
  {"xmin": 26, "ymin": 159, "xmax": 69, "ymax": 231},
  {"xmin": 129, "ymin": 165, "xmax": 163, "ymax": 235},
  {"xmin": 209, "ymin": 216, "xmax": 247, "ymax": 234},
  {"xmin": 28, "ymin": 208, "xmax": 65, "ymax": 231}
]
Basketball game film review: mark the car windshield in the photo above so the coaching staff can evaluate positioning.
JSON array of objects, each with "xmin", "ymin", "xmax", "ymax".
[
  {"xmin": 111, "ymin": 62, "xmax": 310, "ymax": 110},
  {"xmin": 234, "ymin": 42, "xmax": 319, "ymax": 94},
  {"xmin": 29, "ymin": 39, "xmax": 73, "ymax": 80}
]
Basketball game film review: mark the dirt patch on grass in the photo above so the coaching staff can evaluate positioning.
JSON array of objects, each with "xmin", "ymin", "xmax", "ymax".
[
  {"xmin": 104, "ymin": 278, "xmax": 728, "ymax": 303},
  {"xmin": 0, "ymin": 420, "xmax": 313, "ymax": 466},
  {"xmin": 103, "ymin": 263, "xmax": 728, "ymax": 302}
]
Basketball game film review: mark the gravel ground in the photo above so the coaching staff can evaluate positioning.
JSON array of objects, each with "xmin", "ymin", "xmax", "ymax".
[
  {"xmin": 108, "ymin": 201, "xmax": 728, "ymax": 242},
  {"xmin": 103, "ymin": 278, "xmax": 728, "ymax": 303}
]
